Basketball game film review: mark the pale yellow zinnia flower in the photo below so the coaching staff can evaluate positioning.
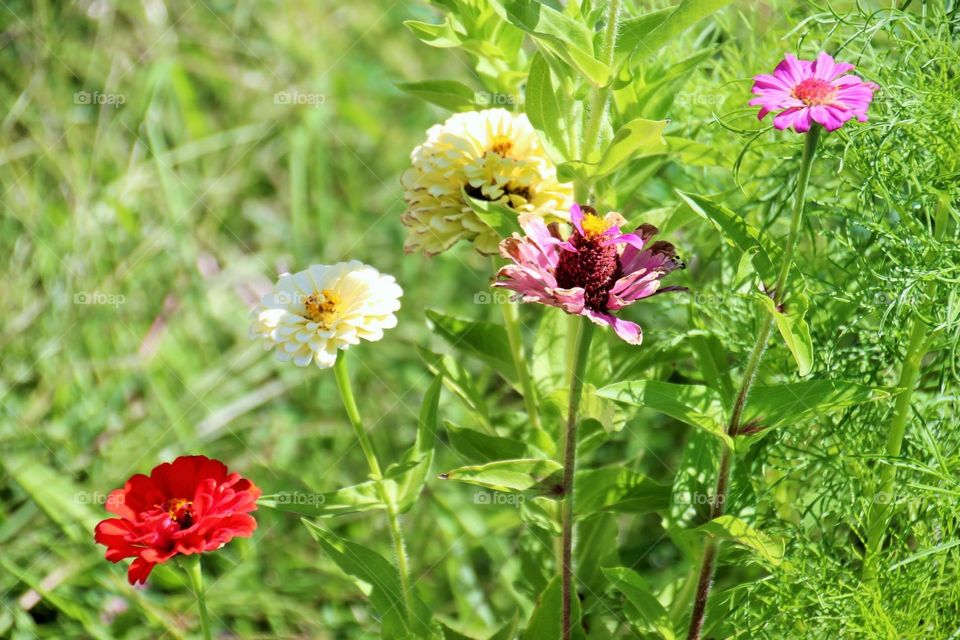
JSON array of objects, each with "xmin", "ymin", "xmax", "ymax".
[
  {"xmin": 250, "ymin": 261, "xmax": 402, "ymax": 368},
  {"xmin": 401, "ymin": 108, "xmax": 573, "ymax": 255}
]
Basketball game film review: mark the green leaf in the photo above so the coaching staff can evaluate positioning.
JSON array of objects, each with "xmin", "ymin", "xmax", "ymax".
[
  {"xmin": 665, "ymin": 136, "xmax": 730, "ymax": 167},
  {"xmin": 603, "ymin": 567, "xmax": 676, "ymax": 640},
  {"xmin": 575, "ymin": 466, "xmax": 670, "ymax": 514},
  {"xmin": 404, "ymin": 19, "xmax": 463, "ymax": 48},
  {"xmin": 753, "ymin": 290, "xmax": 814, "ymax": 377},
  {"xmin": 462, "ymin": 189, "xmax": 523, "ymax": 239},
  {"xmin": 623, "ymin": 0, "xmax": 733, "ymax": 61},
  {"xmin": 596, "ymin": 118, "xmax": 668, "ymax": 174},
  {"xmin": 445, "ymin": 421, "xmax": 527, "ymax": 463},
  {"xmin": 395, "ymin": 79, "xmax": 477, "ymax": 111},
  {"xmin": 557, "ymin": 119, "xmax": 668, "ymax": 182},
  {"xmin": 396, "ymin": 373, "xmax": 444, "ymax": 510},
  {"xmin": 745, "ymin": 379, "xmax": 889, "ymax": 431},
  {"xmin": 597, "ymin": 380, "xmax": 730, "ymax": 446},
  {"xmin": 615, "ymin": 6, "xmax": 676, "ymax": 58},
  {"xmin": 439, "ymin": 458, "xmax": 562, "ymax": 493},
  {"xmin": 525, "ymin": 52, "xmax": 571, "ymax": 161},
  {"xmin": 426, "ymin": 309, "xmax": 517, "ymax": 383},
  {"xmin": 687, "ymin": 330, "xmax": 734, "ymax": 406},
  {"xmin": 523, "ymin": 575, "xmax": 586, "ymax": 640},
  {"xmin": 669, "ymin": 430, "xmax": 722, "ymax": 531},
  {"xmin": 694, "ymin": 515, "xmax": 784, "ymax": 566},
  {"xmin": 3, "ymin": 456, "xmax": 99, "ymax": 542},
  {"xmin": 676, "ymin": 191, "xmax": 780, "ymax": 284},
  {"xmin": 260, "ymin": 482, "xmax": 383, "ymax": 517},
  {"xmin": 531, "ymin": 308, "xmax": 570, "ymax": 397},
  {"xmin": 499, "ymin": 0, "xmax": 609, "ymax": 85},
  {"xmin": 303, "ymin": 521, "xmax": 438, "ymax": 638},
  {"xmin": 576, "ymin": 513, "xmax": 619, "ymax": 600}
]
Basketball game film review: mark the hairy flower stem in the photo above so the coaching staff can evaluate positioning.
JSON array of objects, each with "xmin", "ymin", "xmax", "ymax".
[
  {"xmin": 578, "ymin": 0, "xmax": 622, "ymax": 196},
  {"xmin": 333, "ymin": 351, "xmax": 413, "ymax": 616},
  {"xmin": 562, "ymin": 319, "xmax": 595, "ymax": 640},
  {"xmin": 687, "ymin": 126, "xmax": 821, "ymax": 640},
  {"xmin": 862, "ymin": 201, "xmax": 949, "ymax": 580},
  {"xmin": 495, "ymin": 258, "xmax": 543, "ymax": 432},
  {"xmin": 184, "ymin": 555, "xmax": 212, "ymax": 640}
]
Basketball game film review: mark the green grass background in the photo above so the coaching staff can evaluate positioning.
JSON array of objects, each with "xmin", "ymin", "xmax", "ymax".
[{"xmin": 1, "ymin": 0, "xmax": 959, "ymax": 638}]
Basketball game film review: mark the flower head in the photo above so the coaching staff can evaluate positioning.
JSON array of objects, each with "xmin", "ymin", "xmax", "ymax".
[
  {"xmin": 402, "ymin": 108, "xmax": 573, "ymax": 255},
  {"xmin": 494, "ymin": 204, "xmax": 684, "ymax": 345},
  {"xmin": 94, "ymin": 455, "xmax": 260, "ymax": 585},
  {"xmin": 750, "ymin": 52, "xmax": 877, "ymax": 132},
  {"xmin": 250, "ymin": 261, "xmax": 402, "ymax": 368}
]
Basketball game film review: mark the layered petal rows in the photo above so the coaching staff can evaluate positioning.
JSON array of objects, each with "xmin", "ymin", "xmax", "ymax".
[{"xmin": 94, "ymin": 455, "xmax": 260, "ymax": 585}]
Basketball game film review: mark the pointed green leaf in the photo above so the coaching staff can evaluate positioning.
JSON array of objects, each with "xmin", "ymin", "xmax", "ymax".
[
  {"xmin": 575, "ymin": 467, "xmax": 671, "ymax": 514},
  {"xmin": 525, "ymin": 52, "xmax": 571, "ymax": 161},
  {"xmin": 597, "ymin": 380, "xmax": 730, "ymax": 446},
  {"xmin": 439, "ymin": 458, "xmax": 561, "ymax": 493},
  {"xmin": 396, "ymin": 79, "xmax": 477, "ymax": 111},
  {"xmin": 302, "ymin": 521, "xmax": 438, "ymax": 638},
  {"xmin": 463, "ymin": 190, "xmax": 523, "ymax": 239},
  {"xmin": 445, "ymin": 421, "xmax": 527, "ymax": 463},
  {"xmin": 676, "ymin": 191, "xmax": 780, "ymax": 284},
  {"xmin": 694, "ymin": 515, "xmax": 784, "ymax": 566},
  {"xmin": 753, "ymin": 291, "xmax": 814, "ymax": 376},
  {"xmin": 603, "ymin": 567, "xmax": 676, "ymax": 640},
  {"xmin": 745, "ymin": 379, "xmax": 889, "ymax": 431},
  {"xmin": 523, "ymin": 575, "xmax": 586, "ymax": 640},
  {"xmin": 426, "ymin": 309, "xmax": 517, "ymax": 383}
]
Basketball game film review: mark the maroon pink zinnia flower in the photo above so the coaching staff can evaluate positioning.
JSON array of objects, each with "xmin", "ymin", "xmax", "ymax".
[
  {"xmin": 494, "ymin": 204, "xmax": 684, "ymax": 345},
  {"xmin": 749, "ymin": 52, "xmax": 877, "ymax": 133},
  {"xmin": 94, "ymin": 455, "xmax": 260, "ymax": 585}
]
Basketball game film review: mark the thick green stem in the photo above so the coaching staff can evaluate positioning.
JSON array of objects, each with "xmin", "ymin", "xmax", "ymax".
[
  {"xmin": 185, "ymin": 555, "xmax": 212, "ymax": 640},
  {"xmin": 686, "ymin": 127, "xmax": 820, "ymax": 640},
  {"xmin": 562, "ymin": 319, "xmax": 595, "ymax": 640},
  {"xmin": 333, "ymin": 351, "xmax": 413, "ymax": 614},
  {"xmin": 577, "ymin": 0, "xmax": 622, "ymax": 201},
  {"xmin": 495, "ymin": 258, "xmax": 543, "ymax": 432},
  {"xmin": 862, "ymin": 202, "xmax": 949, "ymax": 579}
]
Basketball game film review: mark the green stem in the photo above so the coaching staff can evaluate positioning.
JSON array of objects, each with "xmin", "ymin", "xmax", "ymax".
[
  {"xmin": 686, "ymin": 126, "xmax": 821, "ymax": 640},
  {"xmin": 185, "ymin": 555, "xmax": 212, "ymax": 640},
  {"xmin": 577, "ymin": 0, "xmax": 622, "ymax": 201},
  {"xmin": 495, "ymin": 258, "xmax": 543, "ymax": 432},
  {"xmin": 562, "ymin": 319, "xmax": 595, "ymax": 640},
  {"xmin": 333, "ymin": 351, "xmax": 413, "ymax": 614},
  {"xmin": 862, "ymin": 201, "xmax": 949, "ymax": 579}
]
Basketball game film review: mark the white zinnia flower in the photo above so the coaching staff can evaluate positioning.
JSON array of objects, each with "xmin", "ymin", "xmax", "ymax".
[
  {"xmin": 250, "ymin": 261, "xmax": 402, "ymax": 368},
  {"xmin": 401, "ymin": 108, "xmax": 573, "ymax": 256}
]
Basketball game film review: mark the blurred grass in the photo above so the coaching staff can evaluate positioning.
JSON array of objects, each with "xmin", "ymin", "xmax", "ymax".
[{"xmin": 1, "ymin": 0, "xmax": 959, "ymax": 638}]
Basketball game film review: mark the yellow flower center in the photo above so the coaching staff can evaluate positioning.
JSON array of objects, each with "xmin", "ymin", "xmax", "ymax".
[
  {"xmin": 488, "ymin": 135, "xmax": 514, "ymax": 157},
  {"xmin": 304, "ymin": 289, "xmax": 340, "ymax": 327},
  {"xmin": 164, "ymin": 498, "xmax": 193, "ymax": 528},
  {"xmin": 580, "ymin": 213, "xmax": 612, "ymax": 239},
  {"xmin": 791, "ymin": 77, "xmax": 837, "ymax": 106}
]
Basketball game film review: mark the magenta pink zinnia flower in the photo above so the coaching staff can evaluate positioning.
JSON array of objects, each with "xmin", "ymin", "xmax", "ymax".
[
  {"xmin": 494, "ymin": 204, "xmax": 684, "ymax": 345},
  {"xmin": 750, "ymin": 52, "xmax": 878, "ymax": 133}
]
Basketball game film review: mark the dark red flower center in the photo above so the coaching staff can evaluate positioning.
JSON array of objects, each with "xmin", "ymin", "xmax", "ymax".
[
  {"xmin": 163, "ymin": 498, "xmax": 194, "ymax": 529},
  {"xmin": 792, "ymin": 78, "xmax": 837, "ymax": 106},
  {"xmin": 554, "ymin": 213, "xmax": 621, "ymax": 311}
]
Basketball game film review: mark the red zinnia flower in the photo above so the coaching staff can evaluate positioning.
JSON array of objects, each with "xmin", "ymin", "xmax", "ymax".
[{"xmin": 94, "ymin": 455, "xmax": 260, "ymax": 585}]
